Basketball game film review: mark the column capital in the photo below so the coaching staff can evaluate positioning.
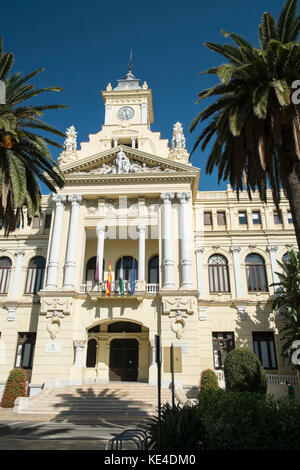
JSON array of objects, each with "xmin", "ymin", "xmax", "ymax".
[
  {"xmin": 230, "ymin": 246, "xmax": 241, "ymax": 254},
  {"xmin": 68, "ymin": 194, "xmax": 82, "ymax": 205},
  {"xmin": 195, "ymin": 245, "xmax": 205, "ymax": 254},
  {"xmin": 96, "ymin": 225, "xmax": 106, "ymax": 236},
  {"xmin": 160, "ymin": 192, "xmax": 174, "ymax": 203},
  {"xmin": 176, "ymin": 192, "xmax": 191, "ymax": 202},
  {"xmin": 15, "ymin": 249, "xmax": 25, "ymax": 257},
  {"xmin": 137, "ymin": 224, "xmax": 146, "ymax": 233},
  {"xmin": 52, "ymin": 194, "xmax": 67, "ymax": 205},
  {"xmin": 267, "ymin": 245, "xmax": 278, "ymax": 253}
]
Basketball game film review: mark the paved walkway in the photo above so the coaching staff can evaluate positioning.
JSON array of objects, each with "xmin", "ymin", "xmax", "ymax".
[{"xmin": 0, "ymin": 409, "xmax": 148, "ymax": 450}]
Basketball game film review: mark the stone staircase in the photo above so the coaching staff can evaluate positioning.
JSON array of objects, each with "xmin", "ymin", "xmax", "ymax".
[{"xmin": 16, "ymin": 383, "xmax": 173, "ymax": 421}]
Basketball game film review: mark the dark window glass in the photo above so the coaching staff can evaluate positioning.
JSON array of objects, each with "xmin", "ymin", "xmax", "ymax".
[
  {"xmin": 274, "ymin": 211, "xmax": 282, "ymax": 224},
  {"xmin": 208, "ymin": 255, "xmax": 230, "ymax": 292},
  {"xmin": 107, "ymin": 322, "xmax": 142, "ymax": 333},
  {"xmin": 0, "ymin": 257, "xmax": 12, "ymax": 294},
  {"xmin": 116, "ymin": 256, "xmax": 138, "ymax": 281},
  {"xmin": 212, "ymin": 332, "xmax": 235, "ymax": 369},
  {"xmin": 253, "ymin": 332, "xmax": 277, "ymax": 369},
  {"xmin": 252, "ymin": 211, "xmax": 261, "ymax": 225},
  {"xmin": 15, "ymin": 333, "xmax": 36, "ymax": 371},
  {"xmin": 25, "ymin": 257, "xmax": 45, "ymax": 294},
  {"xmin": 148, "ymin": 255, "xmax": 159, "ymax": 284},
  {"xmin": 217, "ymin": 212, "xmax": 226, "ymax": 226},
  {"xmin": 238, "ymin": 211, "xmax": 247, "ymax": 225},
  {"xmin": 86, "ymin": 256, "xmax": 105, "ymax": 282},
  {"xmin": 86, "ymin": 339, "xmax": 97, "ymax": 368},
  {"xmin": 204, "ymin": 212, "xmax": 212, "ymax": 226},
  {"xmin": 245, "ymin": 254, "xmax": 268, "ymax": 292},
  {"xmin": 45, "ymin": 214, "xmax": 52, "ymax": 228}
]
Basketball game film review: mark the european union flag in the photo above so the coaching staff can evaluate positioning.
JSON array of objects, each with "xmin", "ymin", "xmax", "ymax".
[{"xmin": 130, "ymin": 259, "xmax": 136, "ymax": 295}]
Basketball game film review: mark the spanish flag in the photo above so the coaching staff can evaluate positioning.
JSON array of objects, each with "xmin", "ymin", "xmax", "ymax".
[{"xmin": 106, "ymin": 260, "xmax": 112, "ymax": 296}]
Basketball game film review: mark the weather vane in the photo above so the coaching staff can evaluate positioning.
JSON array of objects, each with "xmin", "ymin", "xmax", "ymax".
[{"xmin": 128, "ymin": 50, "xmax": 133, "ymax": 72}]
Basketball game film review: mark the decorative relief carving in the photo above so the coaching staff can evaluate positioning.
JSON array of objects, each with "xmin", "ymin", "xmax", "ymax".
[
  {"xmin": 58, "ymin": 125, "xmax": 78, "ymax": 166},
  {"xmin": 40, "ymin": 297, "xmax": 72, "ymax": 316},
  {"xmin": 168, "ymin": 122, "xmax": 190, "ymax": 163},
  {"xmin": 162, "ymin": 296, "xmax": 196, "ymax": 315},
  {"xmin": 169, "ymin": 310, "xmax": 188, "ymax": 339},
  {"xmin": 71, "ymin": 150, "xmax": 174, "ymax": 176}
]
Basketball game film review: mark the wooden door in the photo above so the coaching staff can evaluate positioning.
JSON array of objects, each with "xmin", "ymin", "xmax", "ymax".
[{"xmin": 109, "ymin": 339, "xmax": 138, "ymax": 381}]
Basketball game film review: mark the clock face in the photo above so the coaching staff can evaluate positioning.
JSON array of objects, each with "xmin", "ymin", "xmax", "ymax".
[{"xmin": 118, "ymin": 106, "xmax": 134, "ymax": 120}]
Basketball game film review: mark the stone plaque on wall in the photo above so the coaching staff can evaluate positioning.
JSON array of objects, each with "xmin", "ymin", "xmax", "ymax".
[{"xmin": 45, "ymin": 341, "xmax": 61, "ymax": 353}]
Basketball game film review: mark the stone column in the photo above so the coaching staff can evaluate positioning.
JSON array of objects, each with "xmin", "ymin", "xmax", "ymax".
[
  {"xmin": 73, "ymin": 341, "xmax": 86, "ymax": 367},
  {"xmin": 177, "ymin": 192, "xmax": 193, "ymax": 289},
  {"xmin": 267, "ymin": 245, "xmax": 279, "ymax": 286},
  {"xmin": 45, "ymin": 195, "xmax": 66, "ymax": 290},
  {"xmin": 141, "ymin": 102, "xmax": 148, "ymax": 124},
  {"xmin": 195, "ymin": 246, "xmax": 205, "ymax": 298},
  {"xmin": 148, "ymin": 340, "xmax": 157, "ymax": 386},
  {"xmin": 96, "ymin": 225, "xmax": 106, "ymax": 282},
  {"xmin": 230, "ymin": 246, "xmax": 244, "ymax": 298},
  {"xmin": 63, "ymin": 195, "xmax": 82, "ymax": 290},
  {"xmin": 137, "ymin": 225, "xmax": 146, "ymax": 282},
  {"xmin": 160, "ymin": 193, "xmax": 175, "ymax": 289}
]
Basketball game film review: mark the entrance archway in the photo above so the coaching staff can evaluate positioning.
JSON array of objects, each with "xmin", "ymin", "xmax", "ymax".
[{"xmin": 109, "ymin": 339, "xmax": 139, "ymax": 381}]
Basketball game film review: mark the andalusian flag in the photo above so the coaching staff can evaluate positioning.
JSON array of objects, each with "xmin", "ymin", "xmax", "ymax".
[
  {"xmin": 106, "ymin": 260, "xmax": 112, "ymax": 296},
  {"xmin": 119, "ymin": 257, "xmax": 124, "ymax": 297}
]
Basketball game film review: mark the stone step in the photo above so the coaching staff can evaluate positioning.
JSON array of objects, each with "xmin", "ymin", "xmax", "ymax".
[{"xmin": 20, "ymin": 383, "xmax": 174, "ymax": 416}]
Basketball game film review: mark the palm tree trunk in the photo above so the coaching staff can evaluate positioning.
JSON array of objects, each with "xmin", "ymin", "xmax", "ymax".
[{"xmin": 279, "ymin": 130, "xmax": 300, "ymax": 252}]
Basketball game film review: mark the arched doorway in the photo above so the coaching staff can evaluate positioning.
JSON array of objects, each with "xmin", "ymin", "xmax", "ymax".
[{"xmin": 109, "ymin": 338, "xmax": 139, "ymax": 381}]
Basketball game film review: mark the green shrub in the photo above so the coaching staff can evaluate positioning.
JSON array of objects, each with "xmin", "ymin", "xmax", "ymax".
[
  {"xmin": 199, "ymin": 369, "xmax": 219, "ymax": 393},
  {"xmin": 196, "ymin": 389, "xmax": 300, "ymax": 450},
  {"xmin": 145, "ymin": 402, "xmax": 203, "ymax": 450},
  {"xmin": 1, "ymin": 368, "xmax": 28, "ymax": 408},
  {"xmin": 224, "ymin": 348, "xmax": 267, "ymax": 395}
]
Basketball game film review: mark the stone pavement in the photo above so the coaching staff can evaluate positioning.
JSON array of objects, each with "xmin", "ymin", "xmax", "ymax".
[{"xmin": 0, "ymin": 408, "xmax": 148, "ymax": 450}]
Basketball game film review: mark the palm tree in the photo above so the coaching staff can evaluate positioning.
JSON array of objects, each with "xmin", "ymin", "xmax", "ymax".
[
  {"xmin": 0, "ymin": 37, "xmax": 66, "ymax": 236},
  {"xmin": 272, "ymin": 250, "xmax": 300, "ymax": 372},
  {"xmin": 190, "ymin": 0, "xmax": 300, "ymax": 250}
]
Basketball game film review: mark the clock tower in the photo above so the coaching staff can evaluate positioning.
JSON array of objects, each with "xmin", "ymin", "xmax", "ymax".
[{"xmin": 102, "ymin": 69, "xmax": 153, "ymax": 129}]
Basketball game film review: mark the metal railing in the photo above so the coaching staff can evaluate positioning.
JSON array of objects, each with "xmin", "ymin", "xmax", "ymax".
[{"xmin": 80, "ymin": 281, "xmax": 159, "ymax": 295}]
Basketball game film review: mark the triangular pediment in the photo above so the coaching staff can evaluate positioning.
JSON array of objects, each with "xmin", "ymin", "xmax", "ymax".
[{"xmin": 62, "ymin": 145, "xmax": 200, "ymax": 178}]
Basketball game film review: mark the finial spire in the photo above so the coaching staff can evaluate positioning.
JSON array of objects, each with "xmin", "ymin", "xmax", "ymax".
[{"xmin": 128, "ymin": 49, "xmax": 133, "ymax": 72}]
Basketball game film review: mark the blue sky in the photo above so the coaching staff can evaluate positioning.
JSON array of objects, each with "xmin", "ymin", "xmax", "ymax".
[{"xmin": 1, "ymin": 0, "xmax": 287, "ymax": 193}]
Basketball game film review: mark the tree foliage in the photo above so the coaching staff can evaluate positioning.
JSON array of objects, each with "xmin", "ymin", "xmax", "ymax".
[
  {"xmin": 0, "ymin": 37, "xmax": 67, "ymax": 236},
  {"xmin": 272, "ymin": 250, "xmax": 300, "ymax": 370},
  {"xmin": 190, "ymin": 0, "xmax": 300, "ymax": 249},
  {"xmin": 224, "ymin": 348, "xmax": 267, "ymax": 395}
]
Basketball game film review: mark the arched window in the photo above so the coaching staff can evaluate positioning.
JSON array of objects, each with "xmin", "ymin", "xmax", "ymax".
[
  {"xmin": 25, "ymin": 257, "xmax": 45, "ymax": 294},
  {"xmin": 116, "ymin": 256, "xmax": 138, "ymax": 281},
  {"xmin": 208, "ymin": 254, "xmax": 230, "ymax": 293},
  {"xmin": 148, "ymin": 255, "xmax": 159, "ymax": 284},
  {"xmin": 86, "ymin": 339, "xmax": 97, "ymax": 368},
  {"xmin": 0, "ymin": 257, "xmax": 12, "ymax": 294},
  {"xmin": 245, "ymin": 254, "xmax": 268, "ymax": 292},
  {"xmin": 282, "ymin": 252, "xmax": 290, "ymax": 264},
  {"xmin": 86, "ymin": 256, "xmax": 105, "ymax": 282}
]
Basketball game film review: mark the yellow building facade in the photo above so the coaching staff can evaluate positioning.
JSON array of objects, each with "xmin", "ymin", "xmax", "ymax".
[{"xmin": 0, "ymin": 70, "xmax": 298, "ymax": 399}]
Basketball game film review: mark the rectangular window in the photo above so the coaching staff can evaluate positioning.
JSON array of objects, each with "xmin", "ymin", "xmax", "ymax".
[
  {"xmin": 15, "ymin": 333, "xmax": 36, "ymax": 380},
  {"xmin": 217, "ymin": 212, "xmax": 226, "ymax": 226},
  {"xmin": 252, "ymin": 211, "xmax": 261, "ymax": 225},
  {"xmin": 273, "ymin": 211, "xmax": 282, "ymax": 224},
  {"xmin": 32, "ymin": 216, "xmax": 40, "ymax": 229},
  {"xmin": 252, "ymin": 332, "xmax": 277, "ymax": 369},
  {"xmin": 212, "ymin": 332, "xmax": 235, "ymax": 369},
  {"xmin": 238, "ymin": 211, "xmax": 247, "ymax": 225},
  {"xmin": 45, "ymin": 214, "xmax": 52, "ymax": 229},
  {"xmin": 287, "ymin": 211, "xmax": 293, "ymax": 224},
  {"xmin": 204, "ymin": 212, "xmax": 212, "ymax": 226}
]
